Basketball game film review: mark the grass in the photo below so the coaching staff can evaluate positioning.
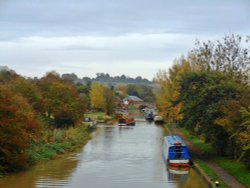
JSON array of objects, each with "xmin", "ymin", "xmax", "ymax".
[
  {"xmin": 179, "ymin": 127, "xmax": 213, "ymax": 154},
  {"xmin": 85, "ymin": 111, "xmax": 116, "ymax": 124},
  {"xmin": 27, "ymin": 124, "xmax": 91, "ymax": 165},
  {"xmin": 195, "ymin": 160, "xmax": 228, "ymax": 188},
  {"xmin": 214, "ymin": 157, "xmax": 250, "ymax": 188},
  {"xmin": 85, "ymin": 111, "xmax": 106, "ymax": 119},
  {"xmin": 174, "ymin": 126, "xmax": 250, "ymax": 188}
]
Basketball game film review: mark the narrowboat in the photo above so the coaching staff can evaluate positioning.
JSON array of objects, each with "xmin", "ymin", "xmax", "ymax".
[
  {"xmin": 154, "ymin": 115, "xmax": 164, "ymax": 124},
  {"xmin": 144, "ymin": 111, "xmax": 154, "ymax": 121},
  {"xmin": 118, "ymin": 117, "xmax": 135, "ymax": 126},
  {"xmin": 163, "ymin": 135, "xmax": 190, "ymax": 167}
]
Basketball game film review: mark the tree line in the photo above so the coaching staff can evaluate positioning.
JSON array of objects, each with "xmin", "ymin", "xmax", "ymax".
[
  {"xmin": 62, "ymin": 72, "xmax": 152, "ymax": 84},
  {"xmin": 155, "ymin": 35, "xmax": 250, "ymax": 167}
]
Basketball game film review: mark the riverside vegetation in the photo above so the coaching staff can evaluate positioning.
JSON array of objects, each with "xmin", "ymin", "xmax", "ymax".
[
  {"xmin": 155, "ymin": 35, "xmax": 250, "ymax": 187},
  {"xmin": 0, "ymin": 71, "xmax": 117, "ymax": 176},
  {"xmin": 0, "ymin": 69, "xmax": 155, "ymax": 176}
]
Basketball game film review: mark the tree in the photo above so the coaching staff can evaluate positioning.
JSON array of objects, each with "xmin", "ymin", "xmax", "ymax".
[
  {"xmin": 238, "ymin": 106, "xmax": 250, "ymax": 167},
  {"xmin": 89, "ymin": 82, "xmax": 116, "ymax": 115},
  {"xmin": 176, "ymin": 71, "xmax": 243, "ymax": 155},
  {"xmin": 103, "ymin": 87, "xmax": 116, "ymax": 115},
  {"xmin": 0, "ymin": 71, "xmax": 42, "ymax": 112},
  {"xmin": 38, "ymin": 73, "xmax": 86, "ymax": 128},
  {"xmin": 89, "ymin": 82, "xmax": 105, "ymax": 110},
  {"xmin": 155, "ymin": 58, "xmax": 192, "ymax": 122},
  {"xmin": 126, "ymin": 84, "xmax": 139, "ymax": 96},
  {"xmin": 61, "ymin": 73, "xmax": 78, "ymax": 83},
  {"xmin": 0, "ymin": 85, "xmax": 40, "ymax": 172},
  {"xmin": 191, "ymin": 35, "xmax": 250, "ymax": 83}
]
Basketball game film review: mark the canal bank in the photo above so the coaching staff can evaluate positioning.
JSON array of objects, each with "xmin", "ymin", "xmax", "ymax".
[{"xmin": 0, "ymin": 123, "xmax": 94, "ymax": 178}]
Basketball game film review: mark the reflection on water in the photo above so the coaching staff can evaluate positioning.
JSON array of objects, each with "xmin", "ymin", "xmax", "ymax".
[
  {"xmin": 0, "ymin": 121, "xmax": 209, "ymax": 188},
  {"xmin": 0, "ymin": 151, "xmax": 79, "ymax": 188},
  {"xmin": 167, "ymin": 166, "xmax": 189, "ymax": 183}
]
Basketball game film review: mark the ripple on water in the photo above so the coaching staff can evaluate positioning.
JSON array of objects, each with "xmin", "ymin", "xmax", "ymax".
[{"xmin": 36, "ymin": 177, "xmax": 71, "ymax": 188}]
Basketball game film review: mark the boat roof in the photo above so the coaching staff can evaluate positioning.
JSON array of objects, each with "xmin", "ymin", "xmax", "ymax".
[{"xmin": 164, "ymin": 135, "xmax": 187, "ymax": 147}]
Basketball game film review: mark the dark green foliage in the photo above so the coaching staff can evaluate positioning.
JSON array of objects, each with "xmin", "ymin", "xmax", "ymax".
[
  {"xmin": 126, "ymin": 84, "xmax": 155, "ymax": 102},
  {"xmin": 103, "ymin": 87, "xmax": 116, "ymax": 116},
  {"xmin": 176, "ymin": 71, "xmax": 244, "ymax": 155}
]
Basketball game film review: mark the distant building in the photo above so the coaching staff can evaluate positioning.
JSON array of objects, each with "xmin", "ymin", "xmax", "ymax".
[{"xmin": 123, "ymin": 95, "xmax": 143, "ymax": 105}]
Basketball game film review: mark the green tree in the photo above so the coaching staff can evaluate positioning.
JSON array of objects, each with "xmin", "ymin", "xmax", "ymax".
[
  {"xmin": 176, "ymin": 71, "xmax": 244, "ymax": 155},
  {"xmin": 103, "ymin": 87, "xmax": 116, "ymax": 115},
  {"xmin": 192, "ymin": 34, "xmax": 250, "ymax": 83},
  {"xmin": 126, "ymin": 84, "xmax": 139, "ymax": 96}
]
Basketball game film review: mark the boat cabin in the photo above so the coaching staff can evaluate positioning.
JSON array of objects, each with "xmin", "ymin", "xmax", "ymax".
[{"xmin": 163, "ymin": 135, "xmax": 190, "ymax": 167}]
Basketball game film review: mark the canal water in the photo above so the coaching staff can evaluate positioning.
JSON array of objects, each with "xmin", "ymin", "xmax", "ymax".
[{"xmin": 0, "ymin": 120, "xmax": 209, "ymax": 188}]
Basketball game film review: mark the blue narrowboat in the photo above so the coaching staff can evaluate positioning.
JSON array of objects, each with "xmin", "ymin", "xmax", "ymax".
[{"xmin": 163, "ymin": 135, "xmax": 190, "ymax": 167}]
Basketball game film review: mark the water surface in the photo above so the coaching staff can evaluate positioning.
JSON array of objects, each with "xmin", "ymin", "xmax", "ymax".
[{"xmin": 0, "ymin": 121, "xmax": 209, "ymax": 188}]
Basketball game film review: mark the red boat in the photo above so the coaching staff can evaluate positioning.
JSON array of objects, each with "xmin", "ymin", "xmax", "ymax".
[{"xmin": 118, "ymin": 117, "xmax": 135, "ymax": 126}]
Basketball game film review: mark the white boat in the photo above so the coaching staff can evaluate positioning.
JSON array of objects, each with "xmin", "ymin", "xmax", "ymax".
[{"xmin": 154, "ymin": 115, "xmax": 164, "ymax": 124}]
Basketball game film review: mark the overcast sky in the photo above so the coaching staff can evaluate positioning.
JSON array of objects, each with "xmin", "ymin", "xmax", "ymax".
[{"xmin": 0, "ymin": 0, "xmax": 249, "ymax": 80}]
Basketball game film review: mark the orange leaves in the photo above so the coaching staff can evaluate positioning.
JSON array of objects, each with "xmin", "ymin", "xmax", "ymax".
[
  {"xmin": 0, "ymin": 84, "xmax": 40, "ymax": 171},
  {"xmin": 38, "ymin": 73, "xmax": 86, "ymax": 128},
  {"xmin": 0, "ymin": 70, "xmax": 89, "ymax": 172}
]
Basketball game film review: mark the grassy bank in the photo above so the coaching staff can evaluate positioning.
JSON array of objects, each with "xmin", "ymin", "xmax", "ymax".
[
  {"xmin": 213, "ymin": 157, "xmax": 250, "ymax": 188},
  {"xmin": 178, "ymin": 127, "xmax": 214, "ymax": 156},
  {"xmin": 85, "ymin": 111, "xmax": 116, "ymax": 124},
  {"xmin": 195, "ymin": 160, "xmax": 227, "ymax": 187},
  {"xmin": 170, "ymin": 125, "xmax": 250, "ymax": 188},
  {"xmin": 27, "ymin": 124, "xmax": 92, "ymax": 166}
]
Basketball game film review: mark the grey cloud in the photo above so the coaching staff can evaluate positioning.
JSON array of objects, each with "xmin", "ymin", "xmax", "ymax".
[
  {"xmin": 0, "ymin": 0, "xmax": 249, "ymax": 79},
  {"xmin": 0, "ymin": 0, "xmax": 249, "ymax": 40},
  {"xmin": 45, "ymin": 45, "xmax": 108, "ymax": 51}
]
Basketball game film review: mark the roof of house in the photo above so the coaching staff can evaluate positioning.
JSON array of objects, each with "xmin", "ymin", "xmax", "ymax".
[{"xmin": 124, "ymin": 95, "xmax": 143, "ymax": 102}]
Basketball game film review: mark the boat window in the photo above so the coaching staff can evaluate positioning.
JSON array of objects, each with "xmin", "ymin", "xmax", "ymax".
[{"xmin": 174, "ymin": 146, "xmax": 182, "ymax": 159}]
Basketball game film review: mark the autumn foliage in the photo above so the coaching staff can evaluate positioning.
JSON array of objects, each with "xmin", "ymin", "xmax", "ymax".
[
  {"xmin": 0, "ymin": 84, "xmax": 40, "ymax": 172},
  {"xmin": 0, "ymin": 71, "xmax": 88, "ymax": 173},
  {"xmin": 89, "ymin": 82, "xmax": 116, "ymax": 115},
  {"xmin": 155, "ymin": 35, "xmax": 250, "ymax": 167}
]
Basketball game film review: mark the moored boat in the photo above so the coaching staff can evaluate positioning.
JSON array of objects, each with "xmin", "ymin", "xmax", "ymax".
[
  {"xmin": 163, "ymin": 135, "xmax": 190, "ymax": 167},
  {"xmin": 144, "ymin": 111, "xmax": 154, "ymax": 121},
  {"xmin": 118, "ymin": 117, "xmax": 135, "ymax": 126},
  {"xmin": 154, "ymin": 115, "xmax": 164, "ymax": 124}
]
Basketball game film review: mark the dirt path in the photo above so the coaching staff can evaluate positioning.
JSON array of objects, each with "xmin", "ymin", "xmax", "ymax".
[{"xmin": 171, "ymin": 126, "xmax": 245, "ymax": 188}]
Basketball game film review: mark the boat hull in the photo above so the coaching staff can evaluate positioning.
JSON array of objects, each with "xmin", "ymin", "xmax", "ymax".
[
  {"xmin": 118, "ymin": 122, "xmax": 135, "ymax": 126},
  {"xmin": 118, "ymin": 118, "xmax": 136, "ymax": 126},
  {"xmin": 168, "ymin": 159, "xmax": 190, "ymax": 167}
]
